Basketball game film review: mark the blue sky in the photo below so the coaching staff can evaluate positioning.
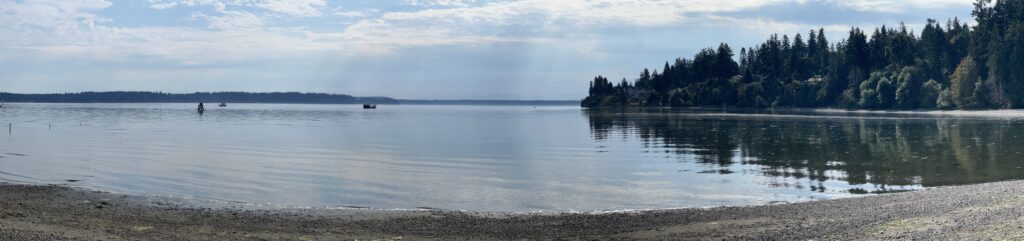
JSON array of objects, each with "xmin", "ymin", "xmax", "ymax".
[{"xmin": 0, "ymin": 0, "xmax": 976, "ymax": 99}]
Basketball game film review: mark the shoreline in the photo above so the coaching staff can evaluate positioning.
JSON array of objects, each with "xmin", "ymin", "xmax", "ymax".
[
  {"xmin": 592, "ymin": 106, "xmax": 1024, "ymax": 116},
  {"xmin": 3, "ymin": 181, "xmax": 1024, "ymax": 240}
]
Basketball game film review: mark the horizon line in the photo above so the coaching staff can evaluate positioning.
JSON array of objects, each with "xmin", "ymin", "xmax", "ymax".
[{"xmin": 0, "ymin": 91, "xmax": 581, "ymax": 102}]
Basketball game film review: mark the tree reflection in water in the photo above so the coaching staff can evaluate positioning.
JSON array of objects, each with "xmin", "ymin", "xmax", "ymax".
[{"xmin": 585, "ymin": 108, "xmax": 1024, "ymax": 194}]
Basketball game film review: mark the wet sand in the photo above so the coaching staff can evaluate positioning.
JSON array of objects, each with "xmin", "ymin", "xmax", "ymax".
[{"xmin": 3, "ymin": 181, "xmax": 1024, "ymax": 240}]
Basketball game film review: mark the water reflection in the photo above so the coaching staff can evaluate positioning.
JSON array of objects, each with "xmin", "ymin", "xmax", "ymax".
[
  {"xmin": 586, "ymin": 108, "xmax": 1024, "ymax": 192},
  {"xmin": 4, "ymin": 103, "xmax": 1024, "ymax": 211}
]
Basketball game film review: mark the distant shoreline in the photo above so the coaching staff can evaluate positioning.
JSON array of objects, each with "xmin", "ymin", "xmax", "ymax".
[
  {"xmin": 0, "ymin": 91, "xmax": 580, "ymax": 106},
  {"xmin": 0, "ymin": 91, "xmax": 399, "ymax": 104},
  {"xmin": 397, "ymin": 99, "xmax": 580, "ymax": 106},
  {"xmin": 2, "ymin": 179, "xmax": 1024, "ymax": 240},
  {"xmin": 0, "ymin": 100, "xmax": 582, "ymax": 106},
  {"xmin": 580, "ymin": 106, "xmax": 1024, "ymax": 118}
]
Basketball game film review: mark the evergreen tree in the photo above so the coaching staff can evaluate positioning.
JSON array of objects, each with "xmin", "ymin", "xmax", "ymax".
[
  {"xmin": 580, "ymin": 0, "xmax": 1024, "ymax": 110},
  {"xmin": 950, "ymin": 57, "xmax": 980, "ymax": 108}
]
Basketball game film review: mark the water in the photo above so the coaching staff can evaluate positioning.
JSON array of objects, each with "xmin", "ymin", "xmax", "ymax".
[{"xmin": 1, "ymin": 103, "xmax": 1023, "ymax": 212}]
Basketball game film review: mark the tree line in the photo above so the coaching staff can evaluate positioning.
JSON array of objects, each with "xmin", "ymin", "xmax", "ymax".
[
  {"xmin": 584, "ymin": 0, "xmax": 1024, "ymax": 110},
  {"xmin": 0, "ymin": 91, "xmax": 398, "ymax": 104}
]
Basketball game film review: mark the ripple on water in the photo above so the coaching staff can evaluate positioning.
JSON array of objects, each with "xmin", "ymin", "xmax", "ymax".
[{"xmin": 0, "ymin": 104, "xmax": 1002, "ymax": 211}]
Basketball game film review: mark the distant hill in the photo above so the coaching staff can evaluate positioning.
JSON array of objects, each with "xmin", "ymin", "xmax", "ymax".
[
  {"xmin": 398, "ymin": 99, "xmax": 580, "ymax": 106},
  {"xmin": 0, "ymin": 91, "xmax": 398, "ymax": 104}
]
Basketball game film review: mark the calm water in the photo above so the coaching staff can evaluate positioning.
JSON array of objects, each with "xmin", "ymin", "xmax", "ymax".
[{"xmin": 2, "ymin": 103, "xmax": 1024, "ymax": 212}]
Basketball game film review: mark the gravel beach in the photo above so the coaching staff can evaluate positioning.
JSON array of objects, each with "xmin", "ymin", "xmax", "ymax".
[{"xmin": 2, "ymin": 181, "xmax": 1024, "ymax": 240}]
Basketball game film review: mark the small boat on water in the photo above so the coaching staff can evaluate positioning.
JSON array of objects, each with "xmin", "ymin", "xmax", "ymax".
[
  {"xmin": 218, "ymin": 102, "xmax": 227, "ymax": 107},
  {"xmin": 363, "ymin": 104, "xmax": 377, "ymax": 109}
]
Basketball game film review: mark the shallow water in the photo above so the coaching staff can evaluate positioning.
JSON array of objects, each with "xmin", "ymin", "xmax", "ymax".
[{"xmin": 1, "ymin": 103, "xmax": 1023, "ymax": 212}]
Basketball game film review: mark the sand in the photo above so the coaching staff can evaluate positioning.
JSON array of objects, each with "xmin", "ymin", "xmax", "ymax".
[{"xmin": 3, "ymin": 180, "xmax": 1024, "ymax": 240}]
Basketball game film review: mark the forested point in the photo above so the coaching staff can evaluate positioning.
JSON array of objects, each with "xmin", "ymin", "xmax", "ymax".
[
  {"xmin": 0, "ymin": 91, "xmax": 398, "ymax": 104},
  {"xmin": 583, "ymin": 0, "xmax": 1024, "ymax": 110}
]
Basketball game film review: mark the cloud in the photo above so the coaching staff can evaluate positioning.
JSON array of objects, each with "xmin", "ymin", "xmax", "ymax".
[
  {"xmin": 147, "ymin": 0, "xmax": 326, "ymax": 17},
  {"xmin": 0, "ymin": 0, "xmax": 977, "ymax": 66},
  {"xmin": 0, "ymin": 0, "xmax": 112, "ymax": 30},
  {"xmin": 334, "ymin": 11, "xmax": 366, "ymax": 17},
  {"xmin": 333, "ymin": 0, "xmax": 810, "ymax": 54},
  {"xmin": 193, "ymin": 10, "xmax": 264, "ymax": 30},
  {"xmin": 402, "ymin": 0, "xmax": 476, "ymax": 7},
  {"xmin": 327, "ymin": 20, "xmax": 536, "ymax": 55},
  {"xmin": 256, "ymin": 0, "xmax": 325, "ymax": 17},
  {"xmin": 9, "ymin": 0, "xmax": 795, "ymax": 62},
  {"xmin": 0, "ymin": 1, "xmax": 328, "ymax": 62},
  {"xmin": 146, "ymin": 0, "xmax": 225, "ymax": 11},
  {"xmin": 142, "ymin": 0, "xmax": 330, "ymax": 33},
  {"xmin": 330, "ymin": 6, "xmax": 367, "ymax": 18},
  {"xmin": 827, "ymin": 0, "xmax": 974, "ymax": 13},
  {"xmin": 0, "ymin": 0, "xmax": 980, "ymax": 98},
  {"xmin": 378, "ymin": 0, "xmax": 791, "ymax": 28},
  {"xmin": 705, "ymin": 15, "xmax": 850, "ymax": 35}
]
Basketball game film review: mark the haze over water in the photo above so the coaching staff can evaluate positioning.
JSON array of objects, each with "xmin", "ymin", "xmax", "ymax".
[{"xmin": 1, "ymin": 103, "xmax": 1023, "ymax": 212}]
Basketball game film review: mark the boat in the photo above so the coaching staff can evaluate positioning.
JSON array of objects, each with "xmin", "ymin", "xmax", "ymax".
[
  {"xmin": 218, "ymin": 102, "xmax": 227, "ymax": 107},
  {"xmin": 362, "ymin": 104, "xmax": 377, "ymax": 109}
]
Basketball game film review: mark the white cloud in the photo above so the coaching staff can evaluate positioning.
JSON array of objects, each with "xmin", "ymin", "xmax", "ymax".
[
  {"xmin": 0, "ymin": 0, "xmax": 977, "ymax": 64},
  {"xmin": 146, "ymin": 0, "xmax": 225, "ymax": 11},
  {"xmin": 0, "ymin": 0, "xmax": 981, "ymax": 98},
  {"xmin": 6, "ymin": 0, "xmax": 801, "ymax": 62},
  {"xmin": 328, "ymin": 19, "xmax": 536, "ymax": 55},
  {"xmin": 331, "ymin": 6, "xmax": 367, "ymax": 18},
  {"xmin": 193, "ymin": 10, "xmax": 264, "ymax": 30},
  {"xmin": 334, "ymin": 0, "xmax": 803, "ymax": 53},
  {"xmin": 144, "ymin": 0, "xmax": 328, "ymax": 31},
  {"xmin": 828, "ymin": 0, "xmax": 974, "ymax": 13},
  {"xmin": 334, "ymin": 10, "xmax": 366, "ymax": 17},
  {"xmin": 25, "ymin": 26, "xmax": 349, "ymax": 64},
  {"xmin": 402, "ymin": 0, "xmax": 476, "ymax": 7},
  {"xmin": 372, "ymin": 0, "xmax": 798, "ymax": 32},
  {"xmin": 0, "ymin": 1, "xmax": 332, "ymax": 63},
  {"xmin": 0, "ymin": 0, "xmax": 112, "ymax": 30},
  {"xmin": 147, "ymin": 0, "xmax": 326, "ymax": 17},
  {"xmin": 256, "ymin": 0, "xmax": 325, "ymax": 17}
]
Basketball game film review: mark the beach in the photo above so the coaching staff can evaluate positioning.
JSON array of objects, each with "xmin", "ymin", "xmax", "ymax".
[{"xmin": 2, "ymin": 181, "xmax": 1024, "ymax": 240}]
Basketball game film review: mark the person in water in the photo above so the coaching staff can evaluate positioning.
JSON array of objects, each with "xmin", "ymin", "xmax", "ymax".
[{"xmin": 198, "ymin": 102, "xmax": 204, "ymax": 112}]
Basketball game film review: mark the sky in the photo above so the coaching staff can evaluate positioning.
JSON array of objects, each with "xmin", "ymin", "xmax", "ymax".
[{"xmin": 0, "ymin": 0, "xmax": 977, "ymax": 100}]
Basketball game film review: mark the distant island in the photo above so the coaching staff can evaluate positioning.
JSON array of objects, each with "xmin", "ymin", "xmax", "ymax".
[
  {"xmin": 583, "ymin": 0, "xmax": 1023, "ymax": 110},
  {"xmin": 0, "ymin": 91, "xmax": 581, "ymax": 106},
  {"xmin": 0, "ymin": 91, "xmax": 398, "ymax": 104}
]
